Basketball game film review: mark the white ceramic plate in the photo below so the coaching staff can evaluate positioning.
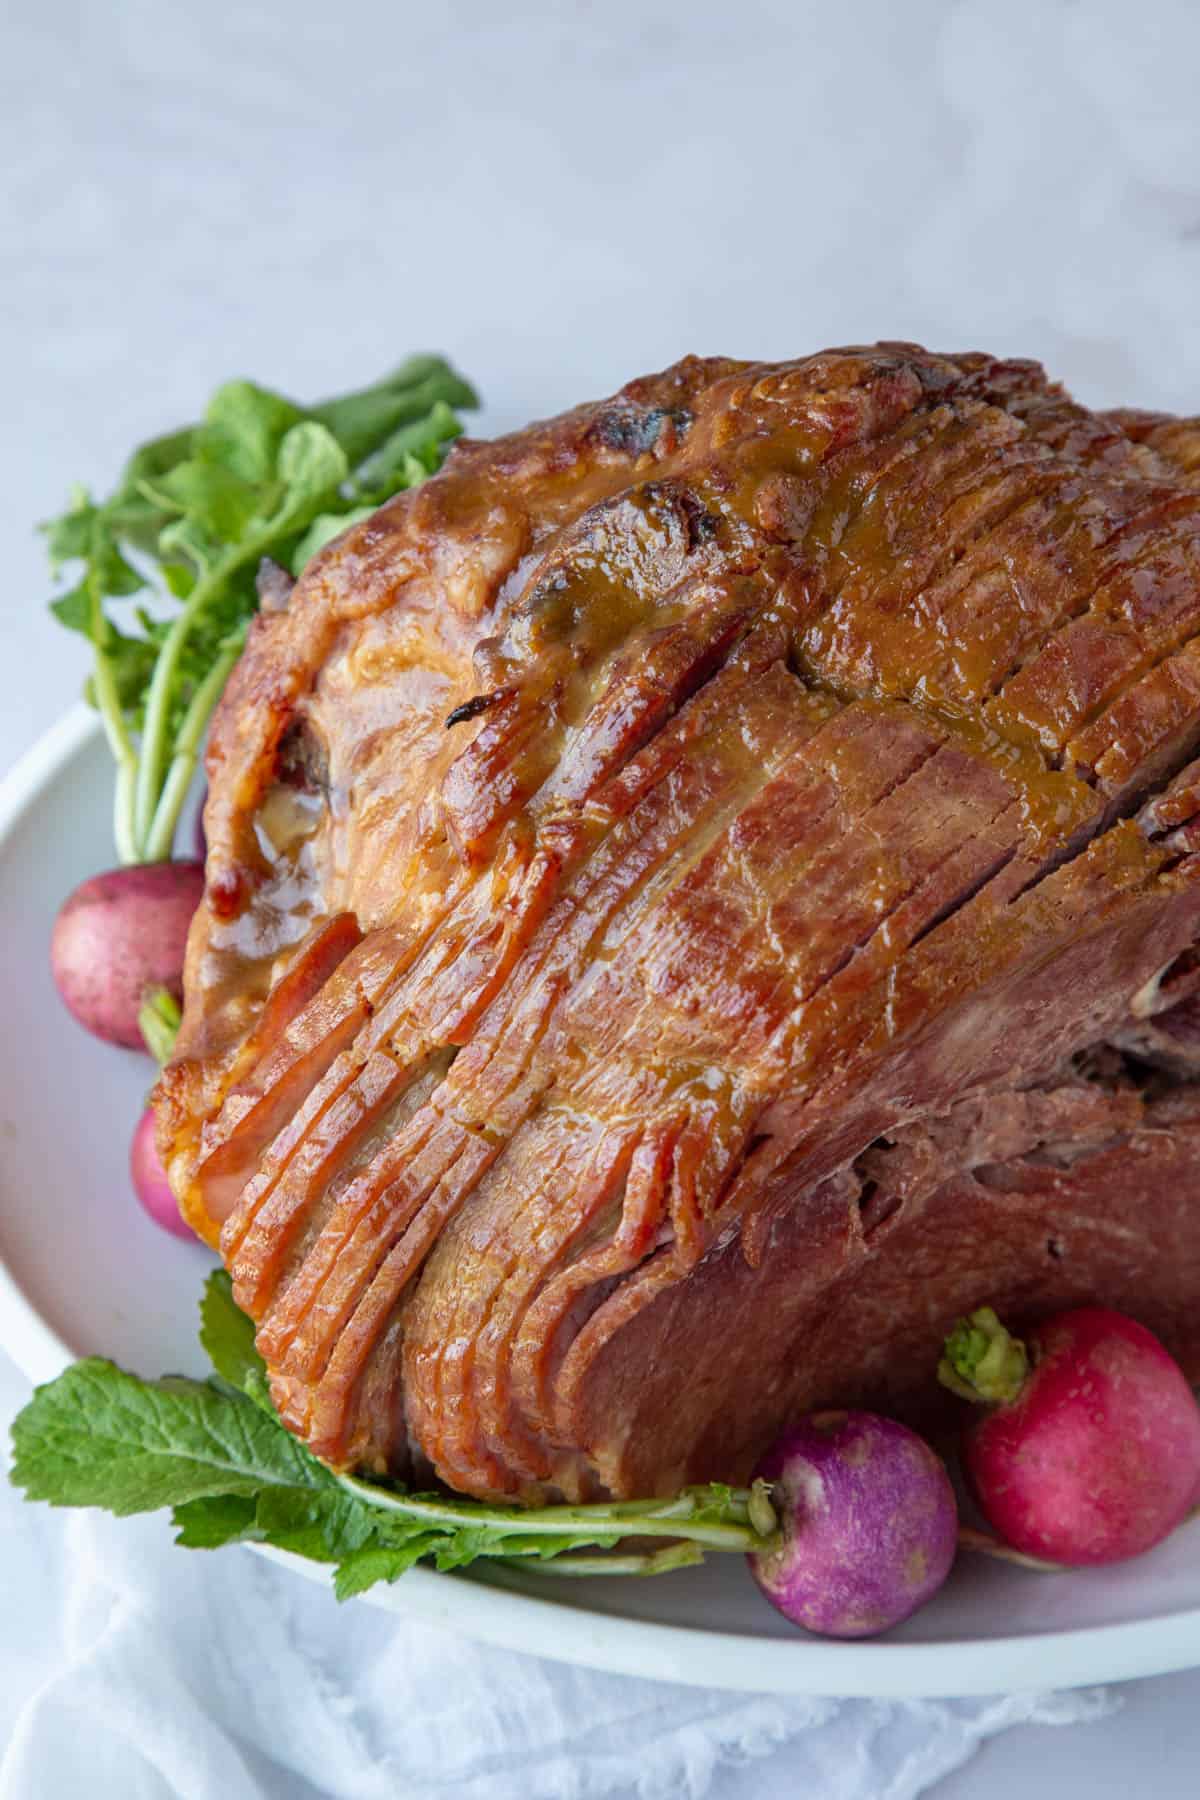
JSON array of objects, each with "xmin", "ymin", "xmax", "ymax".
[{"xmin": 3, "ymin": 709, "xmax": 1200, "ymax": 1697}]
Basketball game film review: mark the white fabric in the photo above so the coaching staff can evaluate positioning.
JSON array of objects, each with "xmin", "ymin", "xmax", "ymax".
[{"xmin": 0, "ymin": 1354, "xmax": 1113, "ymax": 1800}]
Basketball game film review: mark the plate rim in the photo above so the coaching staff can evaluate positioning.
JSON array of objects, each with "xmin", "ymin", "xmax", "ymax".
[{"xmin": 3, "ymin": 707, "xmax": 1199, "ymax": 1697}]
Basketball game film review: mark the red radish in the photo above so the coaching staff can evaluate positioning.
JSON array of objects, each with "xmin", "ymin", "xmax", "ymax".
[
  {"xmin": 130, "ymin": 1107, "xmax": 193, "ymax": 1239},
  {"xmin": 51, "ymin": 861, "xmax": 205, "ymax": 1049},
  {"xmin": 747, "ymin": 1411, "xmax": 958, "ymax": 1638},
  {"xmin": 941, "ymin": 1306, "xmax": 1200, "ymax": 1566}
]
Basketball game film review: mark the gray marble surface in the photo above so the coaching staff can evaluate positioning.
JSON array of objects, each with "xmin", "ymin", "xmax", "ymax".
[{"xmin": 3, "ymin": 1, "xmax": 1200, "ymax": 1793}]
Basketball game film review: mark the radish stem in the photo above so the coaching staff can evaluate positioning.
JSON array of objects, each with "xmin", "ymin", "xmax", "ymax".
[{"xmin": 939, "ymin": 1306, "xmax": 1029, "ymax": 1405}]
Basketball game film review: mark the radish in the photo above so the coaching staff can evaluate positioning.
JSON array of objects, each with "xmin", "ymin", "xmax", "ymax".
[
  {"xmin": 940, "ymin": 1305, "xmax": 1200, "ymax": 1566},
  {"xmin": 50, "ymin": 861, "xmax": 204, "ymax": 1049},
  {"xmin": 130, "ymin": 1107, "xmax": 193, "ymax": 1239},
  {"xmin": 747, "ymin": 1411, "xmax": 958, "ymax": 1638}
]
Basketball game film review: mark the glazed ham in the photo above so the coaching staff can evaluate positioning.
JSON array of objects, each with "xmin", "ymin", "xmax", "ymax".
[{"xmin": 158, "ymin": 344, "xmax": 1200, "ymax": 1502}]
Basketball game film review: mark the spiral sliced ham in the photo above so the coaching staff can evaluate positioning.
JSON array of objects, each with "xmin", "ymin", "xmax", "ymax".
[{"xmin": 157, "ymin": 345, "xmax": 1200, "ymax": 1500}]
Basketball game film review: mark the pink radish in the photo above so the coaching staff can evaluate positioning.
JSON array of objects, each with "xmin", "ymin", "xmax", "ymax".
[
  {"xmin": 130, "ymin": 1107, "xmax": 193, "ymax": 1239},
  {"xmin": 51, "ymin": 861, "xmax": 204, "ymax": 1049},
  {"xmin": 747, "ymin": 1411, "xmax": 958, "ymax": 1638},
  {"xmin": 941, "ymin": 1305, "xmax": 1200, "ymax": 1566}
]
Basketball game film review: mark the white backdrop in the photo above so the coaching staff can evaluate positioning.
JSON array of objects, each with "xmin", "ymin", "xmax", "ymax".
[{"xmin": 3, "ymin": 2, "xmax": 1200, "ymax": 1794}]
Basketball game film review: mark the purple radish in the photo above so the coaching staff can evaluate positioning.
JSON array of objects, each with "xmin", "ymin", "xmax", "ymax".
[
  {"xmin": 130, "ymin": 1107, "xmax": 193, "ymax": 1239},
  {"xmin": 51, "ymin": 861, "xmax": 205, "ymax": 1049},
  {"xmin": 747, "ymin": 1411, "xmax": 958, "ymax": 1638}
]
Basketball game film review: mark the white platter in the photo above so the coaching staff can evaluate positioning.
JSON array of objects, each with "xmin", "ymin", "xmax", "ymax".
[{"xmin": 2, "ymin": 708, "xmax": 1199, "ymax": 1696}]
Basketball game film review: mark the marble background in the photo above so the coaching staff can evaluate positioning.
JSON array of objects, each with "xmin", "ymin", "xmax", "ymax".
[{"xmin": 3, "ymin": 2, "xmax": 1200, "ymax": 1794}]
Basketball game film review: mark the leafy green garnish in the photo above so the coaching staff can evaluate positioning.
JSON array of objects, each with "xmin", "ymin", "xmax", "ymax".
[
  {"xmin": 45, "ymin": 356, "xmax": 477, "ymax": 864},
  {"xmin": 199, "ymin": 1269, "xmax": 271, "ymax": 1403},
  {"xmin": 10, "ymin": 1358, "xmax": 329, "ymax": 1514},
  {"xmin": 8, "ymin": 1271, "xmax": 776, "ymax": 1602}
]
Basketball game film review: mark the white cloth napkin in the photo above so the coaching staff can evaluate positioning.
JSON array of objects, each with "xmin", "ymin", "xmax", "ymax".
[{"xmin": 0, "ymin": 1354, "xmax": 1113, "ymax": 1800}]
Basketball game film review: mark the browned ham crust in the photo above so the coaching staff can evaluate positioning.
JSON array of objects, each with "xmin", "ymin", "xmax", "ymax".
[{"xmin": 157, "ymin": 345, "xmax": 1200, "ymax": 1500}]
